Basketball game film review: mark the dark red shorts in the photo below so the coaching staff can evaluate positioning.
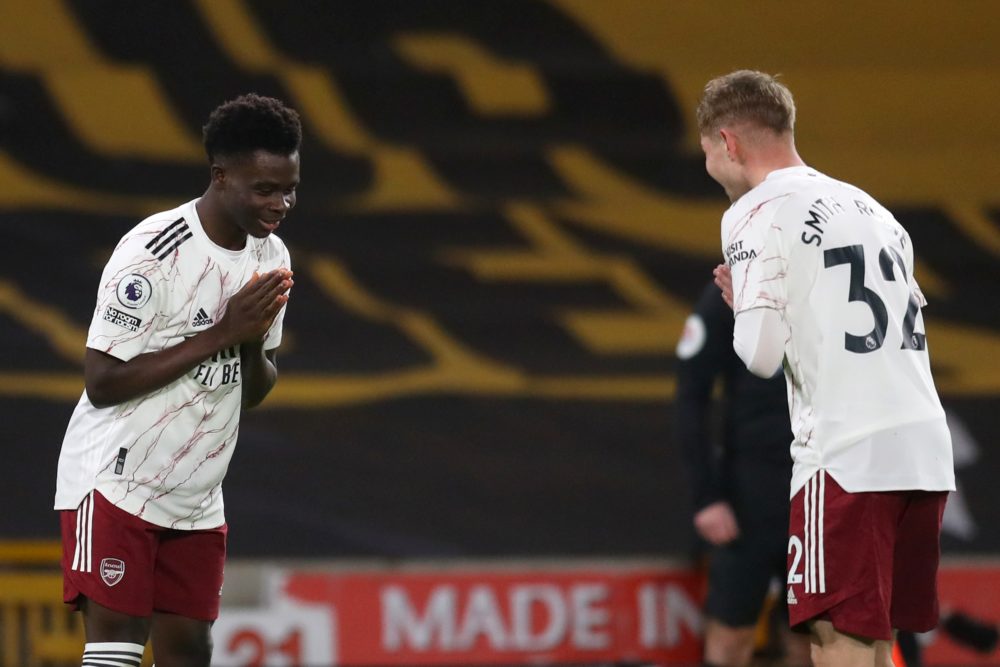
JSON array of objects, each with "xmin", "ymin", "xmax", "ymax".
[
  {"xmin": 60, "ymin": 490, "xmax": 227, "ymax": 621},
  {"xmin": 786, "ymin": 471, "xmax": 946, "ymax": 640}
]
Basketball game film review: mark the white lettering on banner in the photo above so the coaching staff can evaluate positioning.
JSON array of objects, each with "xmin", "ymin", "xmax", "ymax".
[
  {"xmin": 511, "ymin": 585, "xmax": 567, "ymax": 651},
  {"xmin": 381, "ymin": 582, "xmax": 612, "ymax": 653},
  {"xmin": 637, "ymin": 584, "xmax": 703, "ymax": 649},
  {"xmin": 457, "ymin": 586, "xmax": 507, "ymax": 648},
  {"xmin": 571, "ymin": 584, "xmax": 611, "ymax": 649},
  {"xmin": 383, "ymin": 585, "xmax": 457, "ymax": 650},
  {"xmin": 211, "ymin": 605, "xmax": 336, "ymax": 666}
]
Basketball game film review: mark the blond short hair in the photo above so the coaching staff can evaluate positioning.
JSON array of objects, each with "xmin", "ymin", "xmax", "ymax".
[{"xmin": 696, "ymin": 70, "xmax": 796, "ymax": 136}]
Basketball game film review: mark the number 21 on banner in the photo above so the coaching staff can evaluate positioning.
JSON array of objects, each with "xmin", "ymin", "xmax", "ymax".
[
  {"xmin": 227, "ymin": 629, "xmax": 302, "ymax": 666},
  {"xmin": 211, "ymin": 606, "xmax": 337, "ymax": 666}
]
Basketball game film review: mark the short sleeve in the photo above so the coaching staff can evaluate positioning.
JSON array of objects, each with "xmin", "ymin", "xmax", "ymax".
[{"xmin": 86, "ymin": 237, "xmax": 164, "ymax": 362}]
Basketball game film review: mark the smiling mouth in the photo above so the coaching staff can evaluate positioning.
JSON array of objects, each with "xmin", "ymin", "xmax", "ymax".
[{"xmin": 259, "ymin": 218, "xmax": 282, "ymax": 231}]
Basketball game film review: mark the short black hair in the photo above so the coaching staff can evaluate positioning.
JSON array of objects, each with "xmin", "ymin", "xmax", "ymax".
[{"xmin": 202, "ymin": 93, "xmax": 302, "ymax": 162}]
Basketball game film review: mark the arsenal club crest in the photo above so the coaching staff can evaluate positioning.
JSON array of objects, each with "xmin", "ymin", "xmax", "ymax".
[{"xmin": 100, "ymin": 558, "xmax": 125, "ymax": 587}]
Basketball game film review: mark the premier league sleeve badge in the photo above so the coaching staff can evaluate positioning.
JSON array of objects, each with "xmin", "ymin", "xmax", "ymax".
[{"xmin": 116, "ymin": 274, "xmax": 153, "ymax": 309}]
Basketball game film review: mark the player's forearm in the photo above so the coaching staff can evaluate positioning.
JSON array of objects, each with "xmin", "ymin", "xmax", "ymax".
[
  {"xmin": 240, "ymin": 342, "xmax": 277, "ymax": 410},
  {"xmin": 85, "ymin": 327, "xmax": 231, "ymax": 408}
]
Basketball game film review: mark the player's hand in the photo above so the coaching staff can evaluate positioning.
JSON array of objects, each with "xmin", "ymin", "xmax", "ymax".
[
  {"xmin": 216, "ymin": 269, "xmax": 293, "ymax": 346},
  {"xmin": 713, "ymin": 264, "xmax": 734, "ymax": 310},
  {"xmin": 694, "ymin": 501, "xmax": 740, "ymax": 546}
]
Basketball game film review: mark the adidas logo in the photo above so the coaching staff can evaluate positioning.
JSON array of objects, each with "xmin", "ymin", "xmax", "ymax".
[
  {"xmin": 192, "ymin": 308, "xmax": 214, "ymax": 327},
  {"xmin": 787, "ymin": 587, "xmax": 798, "ymax": 605}
]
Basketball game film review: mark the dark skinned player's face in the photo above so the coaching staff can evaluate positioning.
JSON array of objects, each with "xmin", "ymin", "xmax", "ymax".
[{"xmin": 214, "ymin": 150, "xmax": 300, "ymax": 239}]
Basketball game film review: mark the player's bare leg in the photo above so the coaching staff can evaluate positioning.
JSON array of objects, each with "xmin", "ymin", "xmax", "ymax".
[
  {"xmin": 781, "ymin": 624, "xmax": 813, "ymax": 666},
  {"xmin": 703, "ymin": 618, "xmax": 757, "ymax": 666},
  {"xmin": 875, "ymin": 630, "xmax": 898, "ymax": 667},
  {"xmin": 81, "ymin": 597, "xmax": 149, "ymax": 642},
  {"xmin": 80, "ymin": 597, "xmax": 149, "ymax": 666},
  {"xmin": 150, "ymin": 611, "xmax": 214, "ymax": 667},
  {"xmin": 809, "ymin": 619, "xmax": 894, "ymax": 667}
]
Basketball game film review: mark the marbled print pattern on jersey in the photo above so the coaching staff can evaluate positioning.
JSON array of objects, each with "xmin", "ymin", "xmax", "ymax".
[
  {"xmin": 720, "ymin": 167, "xmax": 953, "ymax": 498},
  {"xmin": 55, "ymin": 199, "xmax": 290, "ymax": 529},
  {"xmin": 724, "ymin": 194, "xmax": 791, "ymax": 315}
]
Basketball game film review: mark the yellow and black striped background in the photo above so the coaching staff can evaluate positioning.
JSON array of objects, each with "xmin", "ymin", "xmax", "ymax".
[{"xmin": 0, "ymin": 0, "xmax": 997, "ymax": 557}]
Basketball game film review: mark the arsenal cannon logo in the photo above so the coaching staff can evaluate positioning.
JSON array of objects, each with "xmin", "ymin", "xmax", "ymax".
[{"xmin": 100, "ymin": 557, "xmax": 126, "ymax": 587}]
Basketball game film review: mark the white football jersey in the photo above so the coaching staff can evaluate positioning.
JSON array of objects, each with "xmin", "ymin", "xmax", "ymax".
[
  {"xmin": 55, "ymin": 199, "xmax": 290, "ymax": 529},
  {"xmin": 722, "ymin": 166, "xmax": 954, "ymax": 496}
]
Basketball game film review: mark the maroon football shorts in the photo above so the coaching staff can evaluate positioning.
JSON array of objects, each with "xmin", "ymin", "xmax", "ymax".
[
  {"xmin": 60, "ymin": 490, "xmax": 227, "ymax": 621},
  {"xmin": 786, "ymin": 470, "xmax": 947, "ymax": 640}
]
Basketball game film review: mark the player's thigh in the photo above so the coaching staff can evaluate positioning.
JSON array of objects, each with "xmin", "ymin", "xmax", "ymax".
[
  {"xmin": 152, "ymin": 524, "xmax": 227, "ymax": 622},
  {"xmin": 891, "ymin": 491, "xmax": 947, "ymax": 632},
  {"xmin": 808, "ymin": 619, "xmax": 885, "ymax": 667},
  {"xmin": 151, "ymin": 611, "xmax": 214, "ymax": 667},
  {"xmin": 60, "ymin": 490, "xmax": 160, "ymax": 621},
  {"xmin": 80, "ymin": 597, "xmax": 151, "ymax": 645}
]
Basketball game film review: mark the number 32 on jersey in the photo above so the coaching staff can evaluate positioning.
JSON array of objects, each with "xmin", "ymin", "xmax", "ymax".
[{"xmin": 823, "ymin": 243, "xmax": 927, "ymax": 353}]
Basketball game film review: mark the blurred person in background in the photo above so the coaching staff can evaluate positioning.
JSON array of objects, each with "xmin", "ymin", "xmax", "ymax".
[
  {"xmin": 676, "ymin": 280, "xmax": 809, "ymax": 667},
  {"xmin": 701, "ymin": 70, "xmax": 954, "ymax": 667},
  {"xmin": 53, "ymin": 94, "xmax": 300, "ymax": 667}
]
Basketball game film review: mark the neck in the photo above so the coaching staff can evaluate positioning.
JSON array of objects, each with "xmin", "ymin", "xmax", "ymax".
[
  {"xmin": 744, "ymin": 143, "xmax": 806, "ymax": 191},
  {"xmin": 196, "ymin": 191, "xmax": 247, "ymax": 251}
]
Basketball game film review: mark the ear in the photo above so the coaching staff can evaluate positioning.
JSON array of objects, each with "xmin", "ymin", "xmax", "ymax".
[
  {"xmin": 210, "ymin": 163, "xmax": 226, "ymax": 187},
  {"xmin": 719, "ymin": 128, "xmax": 741, "ymax": 162}
]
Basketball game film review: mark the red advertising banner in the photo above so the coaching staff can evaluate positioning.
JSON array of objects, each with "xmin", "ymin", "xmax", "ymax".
[
  {"xmin": 273, "ymin": 567, "xmax": 705, "ymax": 665},
  {"xmin": 925, "ymin": 564, "xmax": 1000, "ymax": 666},
  {"xmin": 215, "ymin": 562, "xmax": 1000, "ymax": 666}
]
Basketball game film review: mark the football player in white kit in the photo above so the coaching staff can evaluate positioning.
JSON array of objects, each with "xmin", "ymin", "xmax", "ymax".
[
  {"xmin": 55, "ymin": 94, "xmax": 301, "ymax": 666},
  {"xmin": 697, "ymin": 71, "xmax": 954, "ymax": 667}
]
